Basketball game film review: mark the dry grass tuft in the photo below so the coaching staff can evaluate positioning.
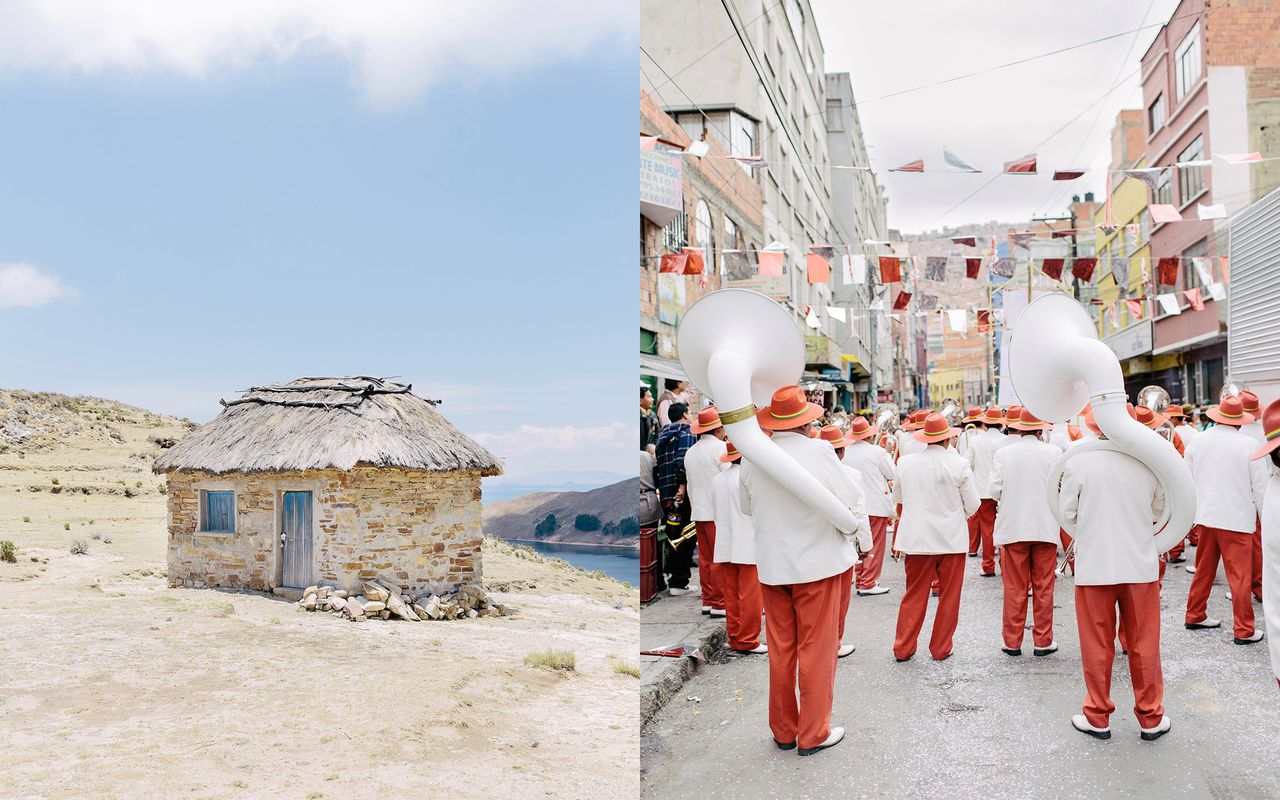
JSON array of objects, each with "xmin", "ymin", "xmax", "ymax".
[{"xmin": 523, "ymin": 649, "xmax": 576, "ymax": 672}]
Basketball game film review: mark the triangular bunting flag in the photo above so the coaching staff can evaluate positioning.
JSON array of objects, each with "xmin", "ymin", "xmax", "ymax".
[
  {"xmin": 1111, "ymin": 256, "xmax": 1129, "ymax": 286},
  {"xmin": 659, "ymin": 253, "xmax": 687, "ymax": 273},
  {"xmin": 880, "ymin": 256, "xmax": 902, "ymax": 283},
  {"xmin": 1196, "ymin": 202, "xmax": 1226, "ymax": 220},
  {"xmin": 1071, "ymin": 257, "xmax": 1097, "ymax": 282},
  {"xmin": 943, "ymin": 147, "xmax": 980, "ymax": 173},
  {"xmin": 809, "ymin": 245, "xmax": 835, "ymax": 261},
  {"xmin": 989, "ymin": 257, "xmax": 1016, "ymax": 278},
  {"xmin": 1157, "ymin": 293, "xmax": 1181, "ymax": 315},
  {"xmin": 965, "ymin": 258, "xmax": 982, "ymax": 279},
  {"xmin": 682, "ymin": 247, "xmax": 705, "ymax": 275},
  {"xmin": 1041, "ymin": 258, "xmax": 1065, "ymax": 280},
  {"xmin": 1108, "ymin": 302, "xmax": 1119, "ymax": 328},
  {"xmin": 1184, "ymin": 288, "xmax": 1205, "ymax": 311},
  {"xmin": 1052, "ymin": 168, "xmax": 1087, "ymax": 181},
  {"xmin": 827, "ymin": 306, "xmax": 847, "ymax": 322},
  {"xmin": 683, "ymin": 140, "xmax": 710, "ymax": 157},
  {"xmin": 1123, "ymin": 168, "xmax": 1160, "ymax": 191},
  {"xmin": 1149, "ymin": 204, "xmax": 1182, "ymax": 224},
  {"xmin": 1221, "ymin": 256, "xmax": 1230, "ymax": 282},
  {"xmin": 976, "ymin": 309, "xmax": 992, "ymax": 333},
  {"xmin": 924, "ymin": 256, "xmax": 947, "ymax": 281},
  {"xmin": 1192, "ymin": 257, "xmax": 1213, "ymax": 287},
  {"xmin": 946, "ymin": 309, "xmax": 967, "ymax": 334},
  {"xmin": 804, "ymin": 306, "xmax": 821, "ymax": 329},
  {"xmin": 1217, "ymin": 152, "xmax": 1262, "ymax": 164},
  {"xmin": 892, "ymin": 159, "xmax": 925, "ymax": 173},
  {"xmin": 919, "ymin": 294, "xmax": 939, "ymax": 311},
  {"xmin": 1207, "ymin": 282, "xmax": 1226, "ymax": 301},
  {"xmin": 1157, "ymin": 257, "xmax": 1179, "ymax": 286},
  {"xmin": 892, "ymin": 290, "xmax": 912, "ymax": 310},
  {"xmin": 1003, "ymin": 154, "xmax": 1037, "ymax": 174},
  {"xmin": 757, "ymin": 250, "xmax": 784, "ymax": 276},
  {"xmin": 1126, "ymin": 299, "xmax": 1145, "ymax": 320},
  {"xmin": 806, "ymin": 251, "xmax": 830, "ymax": 284},
  {"xmin": 722, "ymin": 250, "xmax": 753, "ymax": 279},
  {"xmin": 951, "ymin": 236, "xmax": 978, "ymax": 247}
]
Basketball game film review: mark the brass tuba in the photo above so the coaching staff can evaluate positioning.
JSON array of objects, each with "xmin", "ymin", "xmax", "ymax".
[
  {"xmin": 1220, "ymin": 377, "xmax": 1251, "ymax": 401},
  {"xmin": 1137, "ymin": 384, "xmax": 1171, "ymax": 415},
  {"xmin": 938, "ymin": 397, "xmax": 964, "ymax": 428},
  {"xmin": 874, "ymin": 403, "xmax": 899, "ymax": 456}
]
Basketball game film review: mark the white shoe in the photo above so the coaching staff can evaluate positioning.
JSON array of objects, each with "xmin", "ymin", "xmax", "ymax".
[
  {"xmin": 1033, "ymin": 641, "xmax": 1058, "ymax": 657},
  {"xmin": 1185, "ymin": 617, "xmax": 1221, "ymax": 630},
  {"xmin": 709, "ymin": 608, "xmax": 726, "ymax": 618},
  {"xmin": 1234, "ymin": 630, "xmax": 1264, "ymax": 644},
  {"xmin": 856, "ymin": 585, "xmax": 890, "ymax": 596},
  {"xmin": 798, "ymin": 726, "xmax": 845, "ymax": 756},
  {"xmin": 701, "ymin": 605, "xmax": 712, "ymax": 613},
  {"xmin": 668, "ymin": 587, "xmax": 692, "ymax": 596},
  {"xmin": 1140, "ymin": 715, "xmax": 1171, "ymax": 741},
  {"xmin": 1071, "ymin": 714, "xmax": 1111, "ymax": 740},
  {"xmin": 739, "ymin": 644, "xmax": 768, "ymax": 654},
  {"xmin": 1225, "ymin": 591, "xmax": 1233, "ymax": 601},
  {"xmin": 1185, "ymin": 564, "xmax": 1196, "ymax": 574},
  {"xmin": 837, "ymin": 643, "xmax": 856, "ymax": 658}
]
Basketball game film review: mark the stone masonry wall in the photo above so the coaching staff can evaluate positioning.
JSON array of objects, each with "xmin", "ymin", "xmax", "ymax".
[{"xmin": 165, "ymin": 467, "xmax": 484, "ymax": 593}]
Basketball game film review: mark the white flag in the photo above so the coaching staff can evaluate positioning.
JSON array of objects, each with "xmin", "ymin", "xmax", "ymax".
[
  {"xmin": 946, "ymin": 309, "xmax": 967, "ymax": 333},
  {"xmin": 943, "ymin": 147, "xmax": 980, "ymax": 173},
  {"xmin": 1157, "ymin": 293, "xmax": 1182, "ymax": 315},
  {"xmin": 1207, "ymin": 282, "xmax": 1226, "ymax": 302},
  {"xmin": 1192, "ymin": 256, "xmax": 1213, "ymax": 286},
  {"xmin": 805, "ymin": 306, "xmax": 821, "ymax": 328},
  {"xmin": 844, "ymin": 253, "xmax": 867, "ymax": 285},
  {"xmin": 869, "ymin": 297, "xmax": 884, "ymax": 311},
  {"xmin": 682, "ymin": 140, "xmax": 709, "ymax": 157},
  {"xmin": 827, "ymin": 306, "xmax": 847, "ymax": 322},
  {"xmin": 1196, "ymin": 202, "xmax": 1227, "ymax": 220}
]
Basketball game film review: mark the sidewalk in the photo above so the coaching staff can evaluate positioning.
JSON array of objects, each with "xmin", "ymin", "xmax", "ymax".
[{"xmin": 640, "ymin": 571, "xmax": 726, "ymax": 725}]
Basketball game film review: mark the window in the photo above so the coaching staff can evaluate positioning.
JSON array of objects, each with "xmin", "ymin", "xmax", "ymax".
[
  {"xmin": 724, "ymin": 216, "xmax": 740, "ymax": 250},
  {"xmin": 662, "ymin": 211, "xmax": 686, "ymax": 252},
  {"xmin": 200, "ymin": 490, "xmax": 236, "ymax": 533},
  {"xmin": 1179, "ymin": 136, "xmax": 1206, "ymax": 203},
  {"xmin": 1175, "ymin": 24, "xmax": 1201, "ymax": 101},
  {"xmin": 826, "ymin": 100, "xmax": 843, "ymax": 131},
  {"xmin": 1148, "ymin": 94, "xmax": 1165, "ymax": 132},
  {"xmin": 784, "ymin": 0, "xmax": 804, "ymax": 46},
  {"xmin": 1154, "ymin": 168, "xmax": 1173, "ymax": 207},
  {"xmin": 694, "ymin": 200, "xmax": 712, "ymax": 269},
  {"xmin": 1183, "ymin": 237, "xmax": 1208, "ymax": 291}
]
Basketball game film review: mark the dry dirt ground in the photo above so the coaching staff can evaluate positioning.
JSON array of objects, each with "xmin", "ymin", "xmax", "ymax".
[{"xmin": 0, "ymin": 391, "xmax": 639, "ymax": 799}]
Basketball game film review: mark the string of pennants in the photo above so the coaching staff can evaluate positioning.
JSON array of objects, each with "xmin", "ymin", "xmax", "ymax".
[{"xmin": 642, "ymin": 135, "xmax": 1272, "ymax": 178}]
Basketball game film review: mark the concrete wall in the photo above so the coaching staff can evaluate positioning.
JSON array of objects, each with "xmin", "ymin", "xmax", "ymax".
[{"xmin": 165, "ymin": 466, "xmax": 484, "ymax": 593}]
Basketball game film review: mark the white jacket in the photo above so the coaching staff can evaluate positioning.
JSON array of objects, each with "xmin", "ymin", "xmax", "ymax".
[
  {"xmin": 990, "ymin": 435, "xmax": 1062, "ymax": 545},
  {"xmin": 892, "ymin": 445, "xmax": 980, "ymax": 554},
  {"xmin": 1046, "ymin": 428, "xmax": 1069, "ymax": 451},
  {"xmin": 711, "ymin": 464, "xmax": 755, "ymax": 565},
  {"xmin": 683, "ymin": 436, "xmax": 726, "ymax": 522},
  {"xmin": 969, "ymin": 428, "xmax": 1009, "ymax": 499},
  {"xmin": 1186, "ymin": 425, "xmax": 1268, "ymax": 533},
  {"xmin": 1060, "ymin": 450, "xmax": 1165, "ymax": 585},
  {"xmin": 1260, "ymin": 469, "xmax": 1280, "ymax": 684},
  {"xmin": 841, "ymin": 440, "xmax": 895, "ymax": 517},
  {"xmin": 1173, "ymin": 424, "xmax": 1199, "ymax": 445},
  {"xmin": 739, "ymin": 431, "xmax": 870, "ymax": 585},
  {"xmin": 1241, "ymin": 419, "xmax": 1265, "ymax": 445},
  {"xmin": 895, "ymin": 429, "xmax": 927, "ymax": 460}
]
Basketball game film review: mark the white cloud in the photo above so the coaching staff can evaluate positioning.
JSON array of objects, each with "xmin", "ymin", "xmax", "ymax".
[
  {"xmin": 0, "ymin": 263, "xmax": 71, "ymax": 308},
  {"xmin": 0, "ymin": 0, "xmax": 636, "ymax": 107},
  {"xmin": 473, "ymin": 421, "xmax": 633, "ymax": 479}
]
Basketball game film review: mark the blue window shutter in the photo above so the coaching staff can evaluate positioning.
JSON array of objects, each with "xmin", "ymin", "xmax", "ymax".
[{"xmin": 206, "ymin": 491, "xmax": 235, "ymax": 532}]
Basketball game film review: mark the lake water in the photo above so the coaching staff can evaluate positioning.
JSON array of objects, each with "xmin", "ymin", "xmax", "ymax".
[{"xmin": 521, "ymin": 540, "xmax": 639, "ymax": 587}]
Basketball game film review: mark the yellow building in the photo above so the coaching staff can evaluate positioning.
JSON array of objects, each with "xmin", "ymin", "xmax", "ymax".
[
  {"xmin": 1093, "ymin": 164, "xmax": 1151, "ymax": 337},
  {"xmin": 927, "ymin": 368, "xmax": 966, "ymax": 406}
]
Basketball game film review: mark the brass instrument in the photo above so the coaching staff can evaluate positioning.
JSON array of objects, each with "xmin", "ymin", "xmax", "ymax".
[
  {"xmin": 667, "ymin": 521, "xmax": 698, "ymax": 550},
  {"xmin": 1137, "ymin": 384, "xmax": 1171, "ymax": 415},
  {"xmin": 1220, "ymin": 377, "xmax": 1251, "ymax": 401},
  {"xmin": 938, "ymin": 397, "xmax": 963, "ymax": 428},
  {"xmin": 874, "ymin": 403, "xmax": 899, "ymax": 455}
]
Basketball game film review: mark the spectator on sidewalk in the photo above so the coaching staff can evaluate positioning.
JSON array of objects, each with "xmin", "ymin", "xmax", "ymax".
[
  {"xmin": 641, "ymin": 386, "xmax": 659, "ymax": 453},
  {"xmin": 655, "ymin": 402, "xmax": 697, "ymax": 595}
]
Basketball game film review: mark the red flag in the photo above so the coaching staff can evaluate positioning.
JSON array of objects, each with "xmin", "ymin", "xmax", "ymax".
[
  {"xmin": 893, "ymin": 159, "xmax": 924, "ymax": 173},
  {"xmin": 1126, "ymin": 299, "xmax": 1144, "ymax": 320},
  {"xmin": 1108, "ymin": 302, "xmax": 1119, "ymax": 328},
  {"xmin": 1071, "ymin": 257, "xmax": 1097, "ymax": 282},
  {"xmin": 1157, "ymin": 257, "xmax": 1179, "ymax": 285},
  {"xmin": 1041, "ymin": 258, "xmax": 1065, "ymax": 280},
  {"xmin": 1220, "ymin": 256, "xmax": 1230, "ymax": 283},
  {"xmin": 757, "ymin": 250, "xmax": 784, "ymax": 276},
  {"xmin": 1052, "ymin": 169, "xmax": 1086, "ymax": 181},
  {"xmin": 1050, "ymin": 229, "xmax": 1077, "ymax": 239},
  {"xmin": 951, "ymin": 236, "xmax": 977, "ymax": 247},
  {"xmin": 892, "ymin": 290, "xmax": 912, "ymax": 310},
  {"xmin": 682, "ymin": 248, "xmax": 705, "ymax": 275},
  {"xmin": 965, "ymin": 258, "xmax": 982, "ymax": 279},
  {"xmin": 806, "ymin": 251, "xmax": 830, "ymax": 284},
  {"xmin": 1003, "ymin": 154, "xmax": 1037, "ymax": 174},
  {"xmin": 659, "ymin": 253, "xmax": 687, "ymax": 274},
  {"xmin": 1184, "ymin": 287, "xmax": 1205, "ymax": 311},
  {"xmin": 976, "ymin": 309, "xmax": 991, "ymax": 333},
  {"xmin": 880, "ymin": 256, "xmax": 902, "ymax": 283}
]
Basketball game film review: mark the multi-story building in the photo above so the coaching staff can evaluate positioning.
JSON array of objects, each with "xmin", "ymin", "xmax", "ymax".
[
  {"xmin": 1139, "ymin": 0, "xmax": 1280, "ymax": 402},
  {"xmin": 641, "ymin": 0, "xmax": 885, "ymax": 411},
  {"xmin": 639, "ymin": 90, "xmax": 764, "ymax": 401}
]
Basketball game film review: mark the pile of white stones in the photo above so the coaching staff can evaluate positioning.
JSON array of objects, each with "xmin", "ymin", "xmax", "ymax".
[{"xmin": 298, "ymin": 579, "xmax": 509, "ymax": 622}]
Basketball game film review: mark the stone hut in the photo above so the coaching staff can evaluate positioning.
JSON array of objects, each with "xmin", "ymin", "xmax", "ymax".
[{"xmin": 153, "ymin": 377, "xmax": 502, "ymax": 593}]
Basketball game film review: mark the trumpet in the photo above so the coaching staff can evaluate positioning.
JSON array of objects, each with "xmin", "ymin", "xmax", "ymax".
[{"xmin": 667, "ymin": 521, "xmax": 698, "ymax": 550}]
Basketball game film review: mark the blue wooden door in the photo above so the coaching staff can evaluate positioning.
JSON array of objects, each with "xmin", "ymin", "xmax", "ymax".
[{"xmin": 281, "ymin": 491, "xmax": 313, "ymax": 588}]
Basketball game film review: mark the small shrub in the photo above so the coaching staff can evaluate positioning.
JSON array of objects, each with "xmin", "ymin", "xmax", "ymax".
[
  {"xmin": 123, "ymin": 487, "xmax": 136, "ymax": 498},
  {"xmin": 0, "ymin": 541, "xmax": 16, "ymax": 563},
  {"xmin": 135, "ymin": 481, "xmax": 142, "ymax": 488},
  {"xmin": 613, "ymin": 662, "xmax": 640, "ymax": 678},
  {"xmin": 63, "ymin": 522, "xmax": 70, "ymax": 531},
  {"xmin": 50, "ymin": 477, "xmax": 59, "ymax": 485},
  {"xmin": 91, "ymin": 532, "xmax": 102, "ymax": 540},
  {"xmin": 70, "ymin": 539, "xmax": 89, "ymax": 555},
  {"xmin": 22, "ymin": 516, "xmax": 30, "ymax": 523},
  {"xmin": 523, "ymin": 649, "xmax": 576, "ymax": 672},
  {"xmin": 89, "ymin": 520, "xmax": 94, "ymax": 525},
  {"xmin": 103, "ymin": 535, "xmax": 112, "ymax": 544},
  {"xmin": 158, "ymin": 483, "xmax": 167, "ymax": 495}
]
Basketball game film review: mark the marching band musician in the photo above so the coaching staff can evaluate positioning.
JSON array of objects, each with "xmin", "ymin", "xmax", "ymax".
[
  {"xmin": 895, "ymin": 410, "xmax": 929, "ymax": 460},
  {"xmin": 1239, "ymin": 391, "xmax": 1266, "ymax": 605},
  {"xmin": 1184, "ymin": 396, "xmax": 1269, "ymax": 644},
  {"xmin": 819, "ymin": 425, "xmax": 871, "ymax": 658},
  {"xmin": 961, "ymin": 407, "xmax": 989, "ymax": 555},
  {"xmin": 989, "ymin": 408, "xmax": 1061, "ymax": 658},
  {"xmin": 843, "ymin": 417, "xmax": 896, "ymax": 597},
  {"xmin": 711, "ymin": 439, "xmax": 766, "ymax": 655},
  {"xmin": 891, "ymin": 412, "xmax": 980, "ymax": 662},
  {"xmin": 739, "ymin": 386, "xmax": 872, "ymax": 757},
  {"xmin": 969, "ymin": 406, "xmax": 1009, "ymax": 576},
  {"xmin": 684, "ymin": 406, "xmax": 728, "ymax": 617},
  {"xmin": 1135, "ymin": 405, "xmax": 1187, "ymax": 567},
  {"xmin": 1059, "ymin": 410, "xmax": 1170, "ymax": 742},
  {"xmin": 1169, "ymin": 404, "xmax": 1198, "ymax": 445},
  {"xmin": 1248, "ymin": 398, "xmax": 1280, "ymax": 689}
]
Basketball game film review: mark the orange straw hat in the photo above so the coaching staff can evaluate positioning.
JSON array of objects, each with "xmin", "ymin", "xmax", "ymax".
[
  {"xmin": 1167, "ymin": 404, "xmax": 1186, "ymax": 419},
  {"xmin": 1250, "ymin": 399, "xmax": 1280, "ymax": 461},
  {"xmin": 1011, "ymin": 407, "xmax": 1051, "ymax": 431},
  {"xmin": 1134, "ymin": 405, "xmax": 1169, "ymax": 430},
  {"xmin": 847, "ymin": 416, "xmax": 879, "ymax": 440},
  {"xmin": 981, "ymin": 406, "xmax": 1004, "ymax": 426},
  {"xmin": 719, "ymin": 439, "xmax": 743, "ymax": 463},
  {"xmin": 1240, "ymin": 390, "xmax": 1261, "ymax": 415},
  {"xmin": 900, "ymin": 410, "xmax": 925, "ymax": 431},
  {"xmin": 756, "ymin": 386, "xmax": 825, "ymax": 431},
  {"xmin": 1207, "ymin": 395, "xmax": 1254, "ymax": 427},
  {"xmin": 690, "ymin": 405, "xmax": 723, "ymax": 435},
  {"xmin": 818, "ymin": 425, "xmax": 854, "ymax": 448},
  {"xmin": 962, "ymin": 405, "xmax": 983, "ymax": 424},
  {"xmin": 1005, "ymin": 405, "xmax": 1023, "ymax": 426},
  {"xmin": 913, "ymin": 412, "xmax": 962, "ymax": 443}
]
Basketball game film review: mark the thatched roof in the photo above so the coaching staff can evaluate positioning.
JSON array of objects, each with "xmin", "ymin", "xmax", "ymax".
[{"xmin": 153, "ymin": 377, "xmax": 502, "ymax": 476}]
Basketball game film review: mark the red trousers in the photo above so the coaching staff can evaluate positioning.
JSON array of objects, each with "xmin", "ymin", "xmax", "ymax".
[
  {"xmin": 1185, "ymin": 526, "xmax": 1256, "ymax": 638},
  {"xmin": 837, "ymin": 566, "xmax": 853, "ymax": 644},
  {"xmin": 695, "ymin": 521, "xmax": 724, "ymax": 610},
  {"xmin": 720, "ymin": 563, "xmax": 763, "ymax": 650},
  {"xmin": 1075, "ymin": 582, "xmax": 1164, "ymax": 729},
  {"xmin": 761, "ymin": 572, "xmax": 845, "ymax": 749},
  {"xmin": 999, "ymin": 541, "xmax": 1057, "ymax": 649},
  {"xmin": 1059, "ymin": 528, "xmax": 1075, "ymax": 574},
  {"xmin": 1254, "ymin": 516, "xmax": 1264, "ymax": 601},
  {"xmin": 1188, "ymin": 524, "xmax": 1201, "ymax": 547},
  {"xmin": 855, "ymin": 516, "xmax": 891, "ymax": 590},
  {"xmin": 894, "ymin": 553, "xmax": 966, "ymax": 660},
  {"xmin": 974, "ymin": 499, "xmax": 997, "ymax": 574},
  {"xmin": 967, "ymin": 512, "xmax": 980, "ymax": 555}
]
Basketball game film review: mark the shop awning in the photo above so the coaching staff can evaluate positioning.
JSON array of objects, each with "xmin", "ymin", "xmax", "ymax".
[{"xmin": 640, "ymin": 353, "xmax": 687, "ymax": 382}]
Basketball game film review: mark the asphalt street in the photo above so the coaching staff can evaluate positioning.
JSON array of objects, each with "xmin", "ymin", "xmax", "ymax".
[{"xmin": 641, "ymin": 545, "xmax": 1280, "ymax": 800}]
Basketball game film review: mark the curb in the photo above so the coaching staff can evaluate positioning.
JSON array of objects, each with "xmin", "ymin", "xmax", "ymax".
[{"xmin": 640, "ymin": 612, "xmax": 727, "ymax": 726}]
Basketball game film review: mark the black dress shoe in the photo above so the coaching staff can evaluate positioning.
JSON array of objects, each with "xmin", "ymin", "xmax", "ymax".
[
  {"xmin": 895, "ymin": 653, "xmax": 914, "ymax": 662},
  {"xmin": 967, "ymin": 552, "xmax": 978, "ymax": 558},
  {"xmin": 1001, "ymin": 647, "xmax": 1021, "ymax": 656},
  {"xmin": 980, "ymin": 572, "xmax": 996, "ymax": 577},
  {"xmin": 1234, "ymin": 631, "xmax": 1264, "ymax": 645},
  {"xmin": 774, "ymin": 739, "xmax": 797, "ymax": 751}
]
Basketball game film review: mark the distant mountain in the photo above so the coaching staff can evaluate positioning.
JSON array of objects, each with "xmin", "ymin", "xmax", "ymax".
[
  {"xmin": 481, "ymin": 469, "xmax": 633, "ymax": 503},
  {"xmin": 481, "ymin": 477, "xmax": 639, "ymax": 547}
]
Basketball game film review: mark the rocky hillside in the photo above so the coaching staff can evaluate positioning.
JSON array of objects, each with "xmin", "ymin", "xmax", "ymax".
[{"xmin": 481, "ymin": 477, "xmax": 639, "ymax": 547}]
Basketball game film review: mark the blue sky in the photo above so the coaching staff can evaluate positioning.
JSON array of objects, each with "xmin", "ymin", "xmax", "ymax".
[{"xmin": 0, "ymin": 3, "xmax": 636, "ymax": 483}]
